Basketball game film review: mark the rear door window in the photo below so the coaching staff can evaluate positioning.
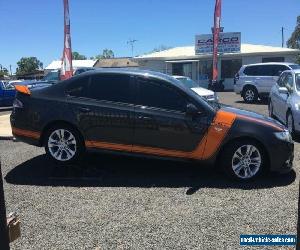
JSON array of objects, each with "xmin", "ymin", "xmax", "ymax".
[
  {"xmin": 89, "ymin": 74, "xmax": 132, "ymax": 104},
  {"xmin": 137, "ymin": 78, "xmax": 187, "ymax": 112},
  {"xmin": 66, "ymin": 76, "xmax": 90, "ymax": 97}
]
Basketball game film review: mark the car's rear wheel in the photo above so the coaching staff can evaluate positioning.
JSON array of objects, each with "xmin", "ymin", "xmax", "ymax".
[
  {"xmin": 242, "ymin": 86, "xmax": 258, "ymax": 103},
  {"xmin": 45, "ymin": 125, "xmax": 84, "ymax": 164},
  {"xmin": 220, "ymin": 140, "xmax": 265, "ymax": 181}
]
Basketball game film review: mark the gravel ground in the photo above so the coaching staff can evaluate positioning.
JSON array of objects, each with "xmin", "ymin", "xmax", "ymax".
[{"xmin": 0, "ymin": 92, "xmax": 299, "ymax": 250}]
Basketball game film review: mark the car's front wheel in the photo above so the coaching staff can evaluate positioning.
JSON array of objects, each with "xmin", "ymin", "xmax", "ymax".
[
  {"xmin": 220, "ymin": 140, "xmax": 265, "ymax": 181},
  {"xmin": 45, "ymin": 125, "xmax": 84, "ymax": 164}
]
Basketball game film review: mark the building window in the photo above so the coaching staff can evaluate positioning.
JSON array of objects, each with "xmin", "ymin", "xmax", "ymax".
[
  {"xmin": 221, "ymin": 59, "xmax": 242, "ymax": 78},
  {"xmin": 262, "ymin": 57, "xmax": 285, "ymax": 63},
  {"xmin": 199, "ymin": 60, "xmax": 212, "ymax": 80},
  {"xmin": 172, "ymin": 63, "xmax": 192, "ymax": 78}
]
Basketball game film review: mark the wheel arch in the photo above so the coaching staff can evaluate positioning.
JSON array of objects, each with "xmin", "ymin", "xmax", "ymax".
[
  {"xmin": 39, "ymin": 120, "xmax": 85, "ymax": 146},
  {"xmin": 216, "ymin": 136, "xmax": 270, "ymax": 170}
]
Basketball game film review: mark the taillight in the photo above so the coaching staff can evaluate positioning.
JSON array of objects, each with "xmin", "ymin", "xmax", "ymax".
[{"xmin": 13, "ymin": 98, "xmax": 23, "ymax": 109}]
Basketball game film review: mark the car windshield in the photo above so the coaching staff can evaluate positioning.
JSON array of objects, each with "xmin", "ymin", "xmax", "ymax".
[
  {"xmin": 289, "ymin": 64, "xmax": 300, "ymax": 70},
  {"xmin": 176, "ymin": 77, "xmax": 199, "ymax": 88},
  {"xmin": 296, "ymin": 73, "xmax": 300, "ymax": 90},
  {"xmin": 43, "ymin": 71, "xmax": 60, "ymax": 81}
]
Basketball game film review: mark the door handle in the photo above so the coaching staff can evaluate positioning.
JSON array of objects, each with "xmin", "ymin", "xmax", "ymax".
[{"xmin": 78, "ymin": 107, "xmax": 90, "ymax": 113}]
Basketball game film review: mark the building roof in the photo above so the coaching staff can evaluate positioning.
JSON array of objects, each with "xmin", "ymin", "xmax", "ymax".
[
  {"xmin": 94, "ymin": 58, "xmax": 139, "ymax": 68},
  {"xmin": 45, "ymin": 60, "xmax": 97, "ymax": 70},
  {"xmin": 136, "ymin": 44, "xmax": 300, "ymax": 60}
]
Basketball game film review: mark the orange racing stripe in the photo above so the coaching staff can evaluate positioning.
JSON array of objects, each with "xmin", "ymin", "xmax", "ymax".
[
  {"xmin": 85, "ymin": 110, "xmax": 236, "ymax": 160},
  {"xmin": 12, "ymin": 127, "xmax": 41, "ymax": 140}
]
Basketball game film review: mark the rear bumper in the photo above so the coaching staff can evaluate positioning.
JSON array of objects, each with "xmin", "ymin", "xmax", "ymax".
[{"xmin": 234, "ymin": 85, "xmax": 242, "ymax": 94}]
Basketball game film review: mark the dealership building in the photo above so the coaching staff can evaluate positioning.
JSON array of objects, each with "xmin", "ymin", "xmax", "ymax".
[{"xmin": 135, "ymin": 43, "xmax": 300, "ymax": 90}]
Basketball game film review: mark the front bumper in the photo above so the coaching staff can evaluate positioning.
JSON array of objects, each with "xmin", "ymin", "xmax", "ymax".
[{"xmin": 268, "ymin": 139, "xmax": 294, "ymax": 173}]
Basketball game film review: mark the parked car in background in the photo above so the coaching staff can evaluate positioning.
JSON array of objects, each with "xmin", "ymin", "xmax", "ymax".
[
  {"xmin": 43, "ymin": 67, "xmax": 95, "ymax": 83},
  {"xmin": 173, "ymin": 75, "xmax": 219, "ymax": 102},
  {"xmin": 0, "ymin": 81, "xmax": 16, "ymax": 106},
  {"xmin": 269, "ymin": 69, "xmax": 300, "ymax": 136},
  {"xmin": 234, "ymin": 62, "xmax": 300, "ymax": 103},
  {"xmin": 11, "ymin": 69, "xmax": 294, "ymax": 181}
]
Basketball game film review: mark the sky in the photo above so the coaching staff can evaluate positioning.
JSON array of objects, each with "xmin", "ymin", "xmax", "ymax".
[{"xmin": 0, "ymin": 0, "xmax": 299, "ymax": 73}]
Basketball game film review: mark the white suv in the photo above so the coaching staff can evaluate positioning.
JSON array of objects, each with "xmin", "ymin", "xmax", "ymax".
[{"xmin": 234, "ymin": 62, "xmax": 300, "ymax": 103}]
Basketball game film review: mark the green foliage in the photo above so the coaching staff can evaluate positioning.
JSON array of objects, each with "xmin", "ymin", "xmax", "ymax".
[
  {"xmin": 72, "ymin": 52, "xmax": 87, "ymax": 60},
  {"xmin": 16, "ymin": 57, "xmax": 43, "ymax": 75},
  {"xmin": 95, "ymin": 49, "xmax": 115, "ymax": 59},
  {"xmin": 287, "ymin": 16, "xmax": 300, "ymax": 49}
]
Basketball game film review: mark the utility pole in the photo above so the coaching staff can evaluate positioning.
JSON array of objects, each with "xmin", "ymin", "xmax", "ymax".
[
  {"xmin": 9, "ymin": 66, "xmax": 12, "ymax": 76},
  {"xmin": 127, "ymin": 39, "xmax": 138, "ymax": 57},
  {"xmin": 281, "ymin": 27, "xmax": 285, "ymax": 48}
]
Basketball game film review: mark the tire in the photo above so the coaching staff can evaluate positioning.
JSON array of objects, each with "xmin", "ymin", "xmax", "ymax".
[
  {"xmin": 268, "ymin": 101, "xmax": 275, "ymax": 118},
  {"xmin": 286, "ymin": 111, "xmax": 295, "ymax": 137},
  {"xmin": 242, "ymin": 86, "xmax": 258, "ymax": 103},
  {"xmin": 220, "ymin": 139, "xmax": 266, "ymax": 181},
  {"xmin": 44, "ymin": 124, "xmax": 85, "ymax": 164}
]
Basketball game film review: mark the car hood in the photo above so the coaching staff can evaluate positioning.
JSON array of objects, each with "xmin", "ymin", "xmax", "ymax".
[
  {"xmin": 191, "ymin": 87, "xmax": 214, "ymax": 96},
  {"xmin": 220, "ymin": 105, "xmax": 286, "ymax": 129}
]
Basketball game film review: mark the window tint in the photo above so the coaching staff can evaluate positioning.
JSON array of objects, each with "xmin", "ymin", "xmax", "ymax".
[
  {"xmin": 285, "ymin": 73, "xmax": 293, "ymax": 90},
  {"xmin": 244, "ymin": 65, "xmax": 288, "ymax": 76},
  {"xmin": 137, "ymin": 78, "xmax": 187, "ymax": 112},
  {"xmin": 66, "ymin": 76, "xmax": 89, "ymax": 97},
  {"xmin": 89, "ymin": 74, "xmax": 132, "ymax": 103},
  {"xmin": 277, "ymin": 73, "xmax": 286, "ymax": 87}
]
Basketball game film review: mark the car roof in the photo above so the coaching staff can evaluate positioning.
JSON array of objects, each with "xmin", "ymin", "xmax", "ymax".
[
  {"xmin": 243, "ymin": 62, "xmax": 298, "ymax": 67},
  {"xmin": 74, "ymin": 68, "xmax": 182, "ymax": 85}
]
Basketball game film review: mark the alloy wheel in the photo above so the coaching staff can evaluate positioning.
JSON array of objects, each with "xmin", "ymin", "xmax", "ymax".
[
  {"xmin": 245, "ymin": 90, "xmax": 254, "ymax": 102},
  {"xmin": 48, "ymin": 129, "xmax": 77, "ymax": 161},
  {"xmin": 231, "ymin": 144, "xmax": 262, "ymax": 179}
]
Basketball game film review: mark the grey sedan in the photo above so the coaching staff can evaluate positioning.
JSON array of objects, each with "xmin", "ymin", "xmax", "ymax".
[{"xmin": 269, "ymin": 69, "xmax": 300, "ymax": 135}]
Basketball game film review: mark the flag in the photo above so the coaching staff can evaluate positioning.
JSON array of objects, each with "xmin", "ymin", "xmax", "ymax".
[
  {"xmin": 61, "ymin": 0, "xmax": 73, "ymax": 80},
  {"xmin": 212, "ymin": 0, "xmax": 221, "ymax": 82}
]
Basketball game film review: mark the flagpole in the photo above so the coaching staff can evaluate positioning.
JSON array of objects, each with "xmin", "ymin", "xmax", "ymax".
[{"xmin": 212, "ymin": 0, "xmax": 221, "ymax": 84}]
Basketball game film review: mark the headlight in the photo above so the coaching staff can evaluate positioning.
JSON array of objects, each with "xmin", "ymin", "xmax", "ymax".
[{"xmin": 274, "ymin": 130, "xmax": 292, "ymax": 141}]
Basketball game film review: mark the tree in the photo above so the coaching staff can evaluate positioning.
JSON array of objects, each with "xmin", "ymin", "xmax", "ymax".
[
  {"xmin": 0, "ymin": 67, "xmax": 9, "ymax": 78},
  {"xmin": 95, "ymin": 49, "xmax": 115, "ymax": 59},
  {"xmin": 72, "ymin": 51, "xmax": 87, "ymax": 60},
  {"xmin": 287, "ymin": 16, "xmax": 300, "ymax": 63},
  {"xmin": 16, "ymin": 57, "xmax": 43, "ymax": 75}
]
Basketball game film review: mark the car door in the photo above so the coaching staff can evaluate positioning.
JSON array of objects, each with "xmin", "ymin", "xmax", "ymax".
[
  {"xmin": 66, "ymin": 73, "xmax": 135, "ymax": 147},
  {"xmin": 132, "ymin": 76, "xmax": 210, "ymax": 154},
  {"xmin": 271, "ymin": 73, "xmax": 286, "ymax": 120},
  {"xmin": 276, "ymin": 73, "xmax": 291, "ymax": 121}
]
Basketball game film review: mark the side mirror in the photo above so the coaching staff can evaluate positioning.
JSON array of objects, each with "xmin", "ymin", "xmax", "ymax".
[
  {"xmin": 186, "ymin": 103, "xmax": 200, "ymax": 116},
  {"xmin": 278, "ymin": 87, "xmax": 288, "ymax": 95}
]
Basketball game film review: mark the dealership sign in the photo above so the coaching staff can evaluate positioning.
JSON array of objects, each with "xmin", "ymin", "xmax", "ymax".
[{"xmin": 195, "ymin": 32, "xmax": 241, "ymax": 54}]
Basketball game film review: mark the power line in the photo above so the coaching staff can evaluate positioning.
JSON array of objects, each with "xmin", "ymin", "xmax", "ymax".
[{"xmin": 127, "ymin": 39, "xmax": 138, "ymax": 57}]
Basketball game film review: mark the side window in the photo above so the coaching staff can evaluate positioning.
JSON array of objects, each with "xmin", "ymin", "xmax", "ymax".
[
  {"xmin": 277, "ymin": 73, "xmax": 286, "ymax": 87},
  {"xmin": 89, "ymin": 74, "xmax": 132, "ymax": 104},
  {"xmin": 137, "ymin": 78, "xmax": 187, "ymax": 112},
  {"xmin": 285, "ymin": 73, "xmax": 293, "ymax": 90},
  {"xmin": 244, "ymin": 66, "xmax": 257, "ymax": 76},
  {"xmin": 66, "ymin": 76, "xmax": 90, "ymax": 97},
  {"xmin": 269, "ymin": 65, "xmax": 289, "ymax": 76}
]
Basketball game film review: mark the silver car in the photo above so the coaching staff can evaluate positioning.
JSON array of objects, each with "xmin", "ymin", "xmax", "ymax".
[{"xmin": 269, "ymin": 69, "xmax": 300, "ymax": 135}]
